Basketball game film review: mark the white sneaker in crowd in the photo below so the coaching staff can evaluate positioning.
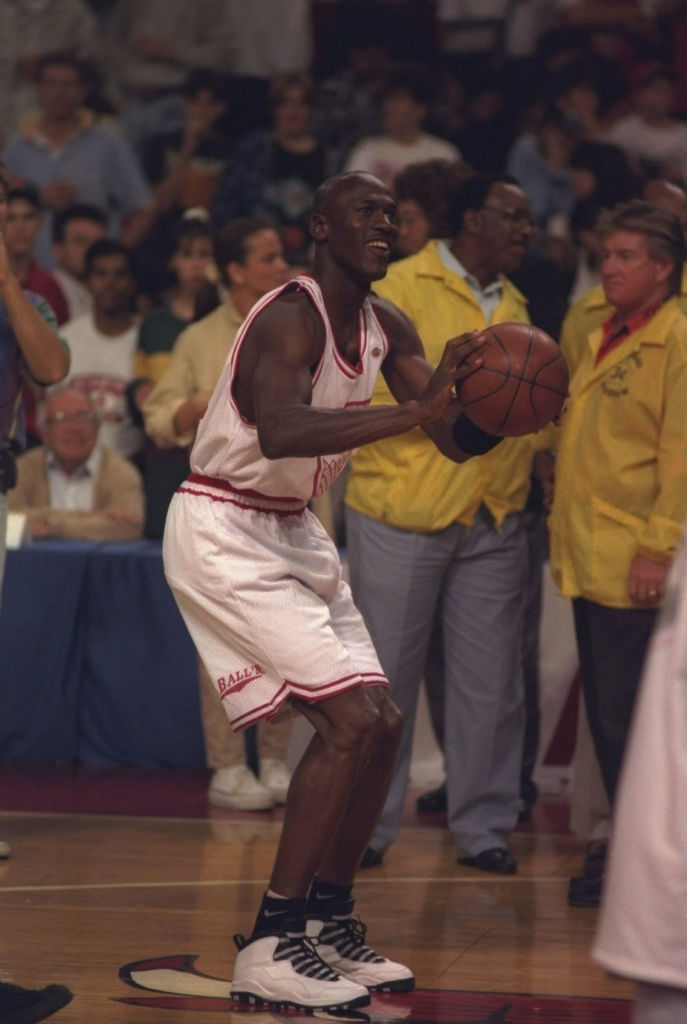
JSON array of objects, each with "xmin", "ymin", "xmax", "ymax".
[
  {"xmin": 259, "ymin": 758, "xmax": 291, "ymax": 804},
  {"xmin": 208, "ymin": 765, "xmax": 274, "ymax": 811},
  {"xmin": 0, "ymin": 839, "xmax": 10, "ymax": 859},
  {"xmin": 231, "ymin": 931, "xmax": 370, "ymax": 1011},
  {"xmin": 306, "ymin": 916, "xmax": 414, "ymax": 992}
]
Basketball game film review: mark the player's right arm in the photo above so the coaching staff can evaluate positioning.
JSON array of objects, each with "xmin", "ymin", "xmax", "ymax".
[{"xmin": 234, "ymin": 292, "xmax": 485, "ymax": 461}]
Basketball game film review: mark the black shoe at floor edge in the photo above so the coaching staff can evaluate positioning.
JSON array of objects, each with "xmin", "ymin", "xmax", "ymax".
[
  {"xmin": 0, "ymin": 982, "xmax": 73, "ymax": 1024},
  {"xmin": 581, "ymin": 840, "xmax": 608, "ymax": 878},
  {"xmin": 416, "ymin": 782, "xmax": 447, "ymax": 814},
  {"xmin": 568, "ymin": 873, "xmax": 603, "ymax": 908},
  {"xmin": 359, "ymin": 847, "xmax": 384, "ymax": 869},
  {"xmin": 458, "ymin": 847, "xmax": 517, "ymax": 874}
]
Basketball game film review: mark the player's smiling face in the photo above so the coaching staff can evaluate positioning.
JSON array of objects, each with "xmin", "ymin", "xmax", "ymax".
[{"xmin": 328, "ymin": 175, "xmax": 398, "ymax": 281}]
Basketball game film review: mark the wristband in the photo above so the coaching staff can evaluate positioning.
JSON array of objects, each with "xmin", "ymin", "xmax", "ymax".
[{"xmin": 451, "ymin": 412, "xmax": 504, "ymax": 455}]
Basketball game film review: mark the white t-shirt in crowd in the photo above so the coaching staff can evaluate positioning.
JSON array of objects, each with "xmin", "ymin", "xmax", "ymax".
[
  {"xmin": 607, "ymin": 114, "xmax": 687, "ymax": 186},
  {"xmin": 52, "ymin": 269, "xmax": 94, "ymax": 322},
  {"xmin": 343, "ymin": 133, "xmax": 461, "ymax": 189},
  {"xmin": 60, "ymin": 314, "xmax": 142, "ymax": 458}
]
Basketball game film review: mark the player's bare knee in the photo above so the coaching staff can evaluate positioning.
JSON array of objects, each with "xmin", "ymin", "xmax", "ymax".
[
  {"xmin": 377, "ymin": 692, "xmax": 404, "ymax": 749},
  {"xmin": 324, "ymin": 690, "xmax": 384, "ymax": 761}
]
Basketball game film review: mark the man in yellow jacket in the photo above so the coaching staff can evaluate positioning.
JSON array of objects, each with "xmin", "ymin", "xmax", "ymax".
[
  {"xmin": 346, "ymin": 173, "xmax": 536, "ymax": 874},
  {"xmin": 549, "ymin": 200, "xmax": 687, "ymax": 907},
  {"xmin": 561, "ymin": 178, "xmax": 687, "ymax": 379}
]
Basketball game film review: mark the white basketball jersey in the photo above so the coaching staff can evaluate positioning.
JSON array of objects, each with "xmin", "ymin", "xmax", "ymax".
[{"xmin": 190, "ymin": 275, "xmax": 389, "ymax": 501}]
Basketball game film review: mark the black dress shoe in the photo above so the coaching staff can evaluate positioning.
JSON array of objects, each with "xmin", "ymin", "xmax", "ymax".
[
  {"xmin": 458, "ymin": 847, "xmax": 517, "ymax": 874},
  {"xmin": 360, "ymin": 846, "xmax": 384, "ymax": 868},
  {"xmin": 416, "ymin": 781, "xmax": 447, "ymax": 814},
  {"xmin": 568, "ymin": 872, "xmax": 602, "ymax": 907},
  {"xmin": 581, "ymin": 840, "xmax": 607, "ymax": 878}
]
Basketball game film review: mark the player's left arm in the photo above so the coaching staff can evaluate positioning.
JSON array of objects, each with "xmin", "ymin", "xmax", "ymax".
[{"xmin": 374, "ymin": 297, "xmax": 503, "ymax": 461}]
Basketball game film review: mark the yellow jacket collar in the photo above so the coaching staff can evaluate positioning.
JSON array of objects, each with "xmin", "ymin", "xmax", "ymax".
[{"xmin": 407, "ymin": 239, "xmax": 528, "ymax": 307}]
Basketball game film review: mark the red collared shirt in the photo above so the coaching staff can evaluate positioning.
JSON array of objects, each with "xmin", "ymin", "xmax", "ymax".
[{"xmin": 596, "ymin": 303, "xmax": 662, "ymax": 365}]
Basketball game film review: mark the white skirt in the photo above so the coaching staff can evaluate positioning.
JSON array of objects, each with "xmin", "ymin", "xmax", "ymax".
[{"xmin": 162, "ymin": 483, "xmax": 387, "ymax": 731}]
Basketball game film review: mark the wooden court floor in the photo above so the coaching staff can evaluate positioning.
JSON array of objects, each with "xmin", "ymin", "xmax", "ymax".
[{"xmin": 0, "ymin": 766, "xmax": 633, "ymax": 1024}]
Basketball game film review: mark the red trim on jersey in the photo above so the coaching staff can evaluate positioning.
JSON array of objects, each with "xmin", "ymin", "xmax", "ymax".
[
  {"xmin": 313, "ymin": 458, "xmax": 324, "ymax": 496},
  {"xmin": 330, "ymin": 307, "xmax": 367, "ymax": 379},
  {"xmin": 368, "ymin": 303, "xmax": 391, "ymax": 362}
]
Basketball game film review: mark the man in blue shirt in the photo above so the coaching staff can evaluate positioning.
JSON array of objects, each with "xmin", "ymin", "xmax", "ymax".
[
  {"xmin": 0, "ymin": 160, "xmax": 73, "ymax": 1022},
  {"xmin": 2, "ymin": 54, "xmax": 154, "ymax": 268}
]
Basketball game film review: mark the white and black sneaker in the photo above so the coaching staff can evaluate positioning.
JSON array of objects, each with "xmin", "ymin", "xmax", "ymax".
[
  {"xmin": 231, "ymin": 931, "xmax": 371, "ymax": 1011},
  {"xmin": 306, "ymin": 916, "xmax": 414, "ymax": 992}
]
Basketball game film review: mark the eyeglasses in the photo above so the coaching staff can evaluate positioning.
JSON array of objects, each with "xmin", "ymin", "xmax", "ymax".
[
  {"xmin": 482, "ymin": 205, "xmax": 536, "ymax": 229},
  {"xmin": 44, "ymin": 410, "xmax": 97, "ymax": 425}
]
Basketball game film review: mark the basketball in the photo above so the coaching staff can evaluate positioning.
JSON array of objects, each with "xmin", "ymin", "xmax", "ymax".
[{"xmin": 458, "ymin": 322, "xmax": 569, "ymax": 436}]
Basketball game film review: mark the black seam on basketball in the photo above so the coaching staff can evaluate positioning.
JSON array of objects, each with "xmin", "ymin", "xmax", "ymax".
[
  {"xmin": 484, "ymin": 326, "xmax": 509, "ymax": 364},
  {"xmin": 484, "ymin": 327, "xmax": 525, "ymax": 431},
  {"xmin": 521, "ymin": 325, "xmax": 535, "ymax": 379},
  {"xmin": 459, "ymin": 372, "xmax": 510, "ymax": 406},
  {"xmin": 496, "ymin": 376, "xmax": 524, "ymax": 432}
]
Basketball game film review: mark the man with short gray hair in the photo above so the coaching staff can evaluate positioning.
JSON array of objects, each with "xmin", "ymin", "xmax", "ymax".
[
  {"xmin": 9, "ymin": 385, "xmax": 144, "ymax": 541},
  {"xmin": 549, "ymin": 199, "xmax": 687, "ymax": 908}
]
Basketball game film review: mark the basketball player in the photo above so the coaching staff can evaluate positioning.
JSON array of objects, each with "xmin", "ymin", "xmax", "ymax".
[{"xmin": 162, "ymin": 171, "xmax": 494, "ymax": 1012}]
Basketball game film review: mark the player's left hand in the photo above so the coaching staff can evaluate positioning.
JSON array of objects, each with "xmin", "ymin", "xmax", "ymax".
[{"xmin": 628, "ymin": 553, "xmax": 668, "ymax": 604}]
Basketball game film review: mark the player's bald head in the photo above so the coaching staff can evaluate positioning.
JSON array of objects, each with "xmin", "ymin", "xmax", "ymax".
[{"xmin": 311, "ymin": 172, "xmax": 390, "ymax": 219}]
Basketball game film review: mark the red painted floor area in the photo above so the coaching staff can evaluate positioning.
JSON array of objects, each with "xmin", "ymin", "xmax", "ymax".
[
  {"xmin": 116, "ymin": 956, "xmax": 630, "ymax": 1022},
  {"xmin": 0, "ymin": 763, "xmax": 570, "ymax": 832}
]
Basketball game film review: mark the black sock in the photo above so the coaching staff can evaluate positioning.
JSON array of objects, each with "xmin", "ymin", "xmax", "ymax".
[
  {"xmin": 306, "ymin": 878, "xmax": 354, "ymax": 919},
  {"xmin": 251, "ymin": 891, "xmax": 306, "ymax": 937}
]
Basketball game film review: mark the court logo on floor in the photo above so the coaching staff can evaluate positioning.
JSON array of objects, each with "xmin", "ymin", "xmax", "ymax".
[{"xmin": 116, "ymin": 954, "xmax": 631, "ymax": 1022}]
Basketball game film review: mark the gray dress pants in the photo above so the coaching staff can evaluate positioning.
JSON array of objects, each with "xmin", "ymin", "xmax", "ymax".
[{"xmin": 345, "ymin": 504, "xmax": 527, "ymax": 857}]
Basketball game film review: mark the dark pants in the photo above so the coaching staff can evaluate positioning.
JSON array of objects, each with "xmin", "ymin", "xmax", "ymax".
[{"xmin": 572, "ymin": 598, "xmax": 657, "ymax": 806}]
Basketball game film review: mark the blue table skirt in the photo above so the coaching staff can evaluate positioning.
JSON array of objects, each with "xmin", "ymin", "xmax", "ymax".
[{"xmin": 0, "ymin": 540, "xmax": 206, "ymax": 767}]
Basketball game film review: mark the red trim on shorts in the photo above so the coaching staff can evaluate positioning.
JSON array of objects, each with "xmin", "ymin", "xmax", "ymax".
[
  {"xmin": 177, "ymin": 486, "xmax": 307, "ymax": 516},
  {"xmin": 186, "ymin": 474, "xmax": 303, "ymax": 503},
  {"xmin": 178, "ymin": 475, "xmax": 307, "ymax": 515},
  {"xmin": 228, "ymin": 672, "xmax": 389, "ymax": 731}
]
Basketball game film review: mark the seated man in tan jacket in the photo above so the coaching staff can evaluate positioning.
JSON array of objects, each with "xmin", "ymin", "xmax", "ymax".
[{"xmin": 9, "ymin": 386, "xmax": 144, "ymax": 541}]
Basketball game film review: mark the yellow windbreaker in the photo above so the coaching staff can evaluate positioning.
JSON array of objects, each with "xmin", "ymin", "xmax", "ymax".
[
  {"xmin": 561, "ymin": 265, "xmax": 687, "ymax": 376},
  {"xmin": 345, "ymin": 241, "xmax": 535, "ymax": 532},
  {"xmin": 549, "ymin": 296, "xmax": 687, "ymax": 608}
]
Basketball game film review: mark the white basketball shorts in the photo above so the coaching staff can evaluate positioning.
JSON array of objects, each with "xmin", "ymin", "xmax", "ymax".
[{"xmin": 162, "ymin": 483, "xmax": 388, "ymax": 731}]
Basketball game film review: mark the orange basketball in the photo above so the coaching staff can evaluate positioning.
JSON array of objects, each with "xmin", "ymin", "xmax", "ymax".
[{"xmin": 458, "ymin": 322, "xmax": 569, "ymax": 436}]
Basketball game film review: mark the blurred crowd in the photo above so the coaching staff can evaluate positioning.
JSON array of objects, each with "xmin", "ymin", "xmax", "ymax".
[{"xmin": 0, "ymin": 0, "xmax": 685, "ymax": 879}]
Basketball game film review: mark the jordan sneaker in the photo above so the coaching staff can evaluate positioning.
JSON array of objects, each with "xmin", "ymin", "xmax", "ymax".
[
  {"xmin": 231, "ymin": 931, "xmax": 370, "ymax": 1011},
  {"xmin": 306, "ymin": 915, "xmax": 414, "ymax": 992}
]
